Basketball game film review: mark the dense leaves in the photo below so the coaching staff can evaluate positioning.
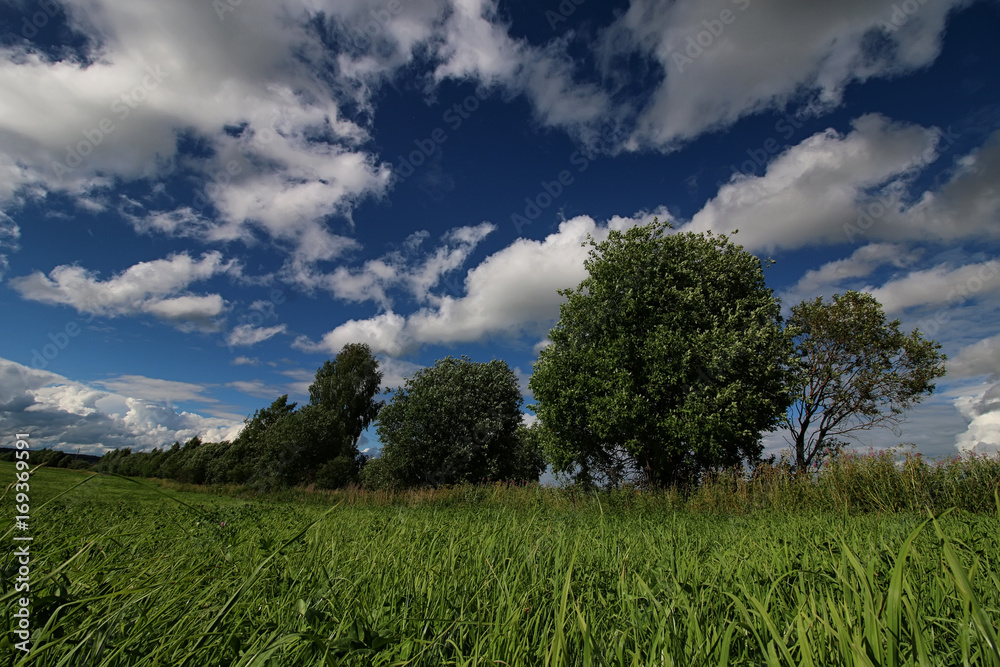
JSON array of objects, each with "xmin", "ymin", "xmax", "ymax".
[
  {"xmin": 530, "ymin": 219, "xmax": 795, "ymax": 488},
  {"xmin": 372, "ymin": 356, "xmax": 543, "ymax": 488},
  {"xmin": 785, "ymin": 290, "xmax": 947, "ymax": 470},
  {"xmin": 96, "ymin": 344, "xmax": 384, "ymax": 490}
]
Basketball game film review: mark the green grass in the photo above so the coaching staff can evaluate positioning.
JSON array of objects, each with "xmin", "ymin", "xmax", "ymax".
[{"xmin": 1, "ymin": 461, "xmax": 999, "ymax": 665}]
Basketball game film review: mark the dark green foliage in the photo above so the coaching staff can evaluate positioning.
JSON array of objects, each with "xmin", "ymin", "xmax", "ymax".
[
  {"xmin": 530, "ymin": 218, "xmax": 795, "ymax": 489},
  {"xmin": 374, "ymin": 356, "xmax": 539, "ymax": 488},
  {"xmin": 92, "ymin": 343, "xmax": 384, "ymax": 490},
  {"xmin": 0, "ymin": 447, "xmax": 97, "ymax": 468},
  {"xmin": 785, "ymin": 291, "xmax": 948, "ymax": 470},
  {"xmin": 308, "ymin": 342, "xmax": 384, "ymax": 451},
  {"xmin": 221, "ymin": 394, "xmax": 298, "ymax": 484},
  {"xmin": 358, "ymin": 456, "xmax": 398, "ymax": 491},
  {"xmin": 512, "ymin": 422, "xmax": 548, "ymax": 484}
]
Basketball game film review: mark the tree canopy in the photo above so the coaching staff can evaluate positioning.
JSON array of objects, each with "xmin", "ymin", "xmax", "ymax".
[
  {"xmin": 784, "ymin": 290, "xmax": 947, "ymax": 470},
  {"xmin": 529, "ymin": 219, "xmax": 795, "ymax": 488},
  {"xmin": 373, "ymin": 356, "xmax": 542, "ymax": 488},
  {"xmin": 308, "ymin": 342, "xmax": 384, "ymax": 451}
]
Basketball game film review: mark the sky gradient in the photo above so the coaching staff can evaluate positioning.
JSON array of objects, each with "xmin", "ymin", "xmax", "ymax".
[{"xmin": 1, "ymin": 0, "xmax": 999, "ymax": 459}]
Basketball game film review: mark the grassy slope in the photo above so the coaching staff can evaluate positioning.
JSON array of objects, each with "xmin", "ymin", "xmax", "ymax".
[{"xmin": 1, "ymin": 462, "xmax": 998, "ymax": 666}]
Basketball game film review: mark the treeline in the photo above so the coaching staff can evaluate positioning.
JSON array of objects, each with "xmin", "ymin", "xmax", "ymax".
[
  {"xmin": 92, "ymin": 219, "xmax": 951, "ymax": 493},
  {"xmin": 0, "ymin": 447, "xmax": 96, "ymax": 470},
  {"xmin": 94, "ymin": 346, "xmax": 544, "ymax": 491},
  {"xmin": 96, "ymin": 344, "xmax": 384, "ymax": 490}
]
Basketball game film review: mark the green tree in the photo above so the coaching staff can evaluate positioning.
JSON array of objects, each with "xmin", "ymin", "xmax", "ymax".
[
  {"xmin": 375, "ymin": 356, "xmax": 534, "ymax": 487},
  {"xmin": 308, "ymin": 342, "xmax": 384, "ymax": 452},
  {"xmin": 529, "ymin": 219, "xmax": 794, "ymax": 489},
  {"xmin": 220, "ymin": 345, "xmax": 383, "ymax": 489},
  {"xmin": 222, "ymin": 395, "xmax": 297, "ymax": 484},
  {"xmin": 784, "ymin": 291, "xmax": 947, "ymax": 471}
]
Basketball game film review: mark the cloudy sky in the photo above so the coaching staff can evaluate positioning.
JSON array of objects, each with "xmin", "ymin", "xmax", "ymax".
[{"xmin": 1, "ymin": 0, "xmax": 998, "ymax": 458}]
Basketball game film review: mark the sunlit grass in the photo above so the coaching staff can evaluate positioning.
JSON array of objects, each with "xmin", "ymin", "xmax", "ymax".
[{"xmin": 1, "ymin": 455, "xmax": 998, "ymax": 665}]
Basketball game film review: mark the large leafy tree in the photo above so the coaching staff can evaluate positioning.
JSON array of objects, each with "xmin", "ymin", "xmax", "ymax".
[
  {"xmin": 374, "ymin": 356, "xmax": 540, "ymax": 487},
  {"xmin": 219, "ymin": 395, "xmax": 297, "ymax": 485},
  {"xmin": 529, "ymin": 219, "xmax": 795, "ymax": 488},
  {"xmin": 216, "ymin": 343, "xmax": 384, "ymax": 488},
  {"xmin": 308, "ymin": 342, "xmax": 384, "ymax": 452},
  {"xmin": 784, "ymin": 291, "xmax": 946, "ymax": 471}
]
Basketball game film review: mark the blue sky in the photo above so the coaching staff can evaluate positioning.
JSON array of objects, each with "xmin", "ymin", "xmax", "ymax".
[{"xmin": 1, "ymin": 0, "xmax": 999, "ymax": 458}]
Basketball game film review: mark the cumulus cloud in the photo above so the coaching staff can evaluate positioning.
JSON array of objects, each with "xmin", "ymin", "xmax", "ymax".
[
  {"xmin": 0, "ymin": 0, "xmax": 391, "ymax": 266},
  {"xmin": 9, "ymin": 251, "xmax": 235, "ymax": 329},
  {"xmin": 949, "ymin": 333, "xmax": 1000, "ymax": 380},
  {"xmin": 297, "ymin": 222, "xmax": 496, "ymax": 306},
  {"xmin": 294, "ymin": 214, "xmax": 643, "ymax": 356},
  {"xmin": 296, "ymin": 311, "xmax": 411, "ymax": 357},
  {"xmin": 866, "ymin": 259, "xmax": 1000, "ymax": 313},
  {"xmin": 601, "ymin": 0, "xmax": 971, "ymax": 150},
  {"xmin": 954, "ymin": 381, "xmax": 1000, "ymax": 454},
  {"xmin": 683, "ymin": 114, "xmax": 939, "ymax": 251},
  {"xmin": 891, "ymin": 127, "xmax": 1000, "ymax": 241},
  {"xmin": 0, "ymin": 359, "xmax": 242, "ymax": 454}
]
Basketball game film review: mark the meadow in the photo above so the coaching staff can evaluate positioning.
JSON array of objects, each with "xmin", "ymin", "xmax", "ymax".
[{"xmin": 1, "ymin": 455, "xmax": 999, "ymax": 666}]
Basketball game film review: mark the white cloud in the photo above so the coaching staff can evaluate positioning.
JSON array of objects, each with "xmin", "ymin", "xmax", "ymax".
[
  {"xmin": 95, "ymin": 374, "xmax": 217, "ymax": 405},
  {"xmin": 277, "ymin": 367, "xmax": 315, "ymax": 399},
  {"xmin": 231, "ymin": 356, "xmax": 260, "ymax": 366},
  {"xmin": 143, "ymin": 295, "xmax": 226, "ymax": 329},
  {"xmin": 780, "ymin": 243, "xmax": 921, "ymax": 307},
  {"xmin": 684, "ymin": 114, "xmax": 939, "ymax": 251},
  {"xmin": 948, "ymin": 333, "xmax": 1000, "ymax": 380},
  {"xmin": 377, "ymin": 356, "xmax": 424, "ymax": 391},
  {"xmin": 10, "ymin": 251, "xmax": 234, "ymax": 329},
  {"xmin": 953, "ymin": 381, "xmax": 1000, "ymax": 454},
  {"xmin": 227, "ymin": 379, "xmax": 283, "ymax": 399},
  {"xmin": 866, "ymin": 259, "xmax": 1000, "ymax": 313},
  {"xmin": 603, "ymin": 0, "xmax": 971, "ymax": 150},
  {"xmin": 226, "ymin": 323, "xmax": 288, "ymax": 348},
  {"xmin": 300, "ymin": 222, "xmax": 495, "ymax": 306},
  {"xmin": 0, "ymin": 0, "xmax": 391, "ymax": 266},
  {"xmin": 0, "ymin": 359, "xmax": 241, "ymax": 454},
  {"xmin": 295, "ymin": 311, "xmax": 411, "ymax": 357},
  {"xmin": 433, "ymin": 0, "xmax": 522, "ymax": 84},
  {"xmin": 892, "ymin": 128, "xmax": 1000, "ymax": 241},
  {"xmin": 295, "ymin": 214, "xmax": 643, "ymax": 355},
  {"xmin": 0, "ymin": 211, "xmax": 19, "ymax": 279}
]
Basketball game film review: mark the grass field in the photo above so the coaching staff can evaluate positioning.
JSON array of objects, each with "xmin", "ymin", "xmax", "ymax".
[{"xmin": 2, "ymin": 461, "xmax": 999, "ymax": 665}]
